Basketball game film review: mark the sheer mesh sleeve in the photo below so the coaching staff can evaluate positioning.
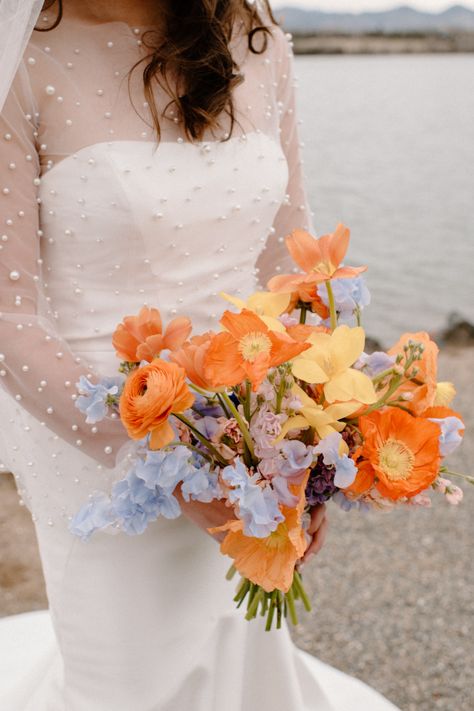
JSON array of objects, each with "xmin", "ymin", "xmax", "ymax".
[
  {"xmin": 256, "ymin": 29, "xmax": 315, "ymax": 286},
  {"xmin": 0, "ymin": 65, "xmax": 127, "ymax": 468}
]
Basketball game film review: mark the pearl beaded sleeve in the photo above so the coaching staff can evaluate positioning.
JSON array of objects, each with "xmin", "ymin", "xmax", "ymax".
[
  {"xmin": 256, "ymin": 31, "xmax": 315, "ymax": 286},
  {"xmin": 0, "ymin": 19, "xmax": 314, "ymax": 474},
  {"xmin": 0, "ymin": 68, "xmax": 127, "ymax": 468}
]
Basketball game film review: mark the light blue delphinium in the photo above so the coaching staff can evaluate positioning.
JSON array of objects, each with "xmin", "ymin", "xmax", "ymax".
[
  {"xmin": 69, "ymin": 492, "xmax": 116, "ymax": 542},
  {"xmin": 428, "ymin": 416, "xmax": 464, "ymax": 456},
  {"xmin": 313, "ymin": 431, "xmax": 357, "ymax": 489},
  {"xmin": 222, "ymin": 459, "xmax": 284, "ymax": 538},
  {"xmin": 270, "ymin": 440, "xmax": 315, "ymax": 507},
  {"xmin": 111, "ymin": 470, "xmax": 181, "ymax": 534},
  {"xmin": 333, "ymin": 490, "xmax": 371, "ymax": 513},
  {"xmin": 181, "ymin": 462, "xmax": 223, "ymax": 503},
  {"xmin": 317, "ymin": 275, "xmax": 370, "ymax": 325},
  {"xmin": 75, "ymin": 375, "xmax": 123, "ymax": 424},
  {"xmin": 135, "ymin": 446, "xmax": 193, "ymax": 491}
]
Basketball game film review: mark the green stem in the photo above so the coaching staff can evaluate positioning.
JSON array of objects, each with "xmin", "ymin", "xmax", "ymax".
[
  {"xmin": 299, "ymin": 306, "xmax": 307, "ymax": 324},
  {"xmin": 325, "ymin": 280, "xmax": 338, "ymax": 332},
  {"xmin": 440, "ymin": 468, "xmax": 474, "ymax": 486},
  {"xmin": 285, "ymin": 586, "xmax": 298, "ymax": 626},
  {"xmin": 275, "ymin": 374, "xmax": 287, "ymax": 415},
  {"xmin": 173, "ymin": 414, "xmax": 228, "ymax": 466},
  {"xmin": 189, "ymin": 383, "xmax": 214, "ymax": 398},
  {"xmin": 164, "ymin": 440, "xmax": 213, "ymax": 464},
  {"xmin": 362, "ymin": 375, "xmax": 403, "ymax": 416},
  {"xmin": 293, "ymin": 571, "xmax": 312, "ymax": 612},
  {"xmin": 226, "ymin": 564, "xmax": 237, "ymax": 581},
  {"xmin": 371, "ymin": 367, "xmax": 397, "ymax": 385},
  {"xmin": 221, "ymin": 392, "xmax": 255, "ymax": 462},
  {"xmin": 243, "ymin": 380, "xmax": 252, "ymax": 423}
]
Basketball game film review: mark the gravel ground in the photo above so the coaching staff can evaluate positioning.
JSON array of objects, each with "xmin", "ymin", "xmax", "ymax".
[{"xmin": 0, "ymin": 349, "xmax": 473, "ymax": 710}]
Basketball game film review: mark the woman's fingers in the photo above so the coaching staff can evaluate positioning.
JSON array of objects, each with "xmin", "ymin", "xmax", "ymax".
[
  {"xmin": 302, "ymin": 516, "xmax": 329, "ymax": 564},
  {"xmin": 307, "ymin": 503, "xmax": 326, "ymax": 535}
]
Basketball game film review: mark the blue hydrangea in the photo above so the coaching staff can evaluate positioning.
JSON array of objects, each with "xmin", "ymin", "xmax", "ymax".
[
  {"xmin": 75, "ymin": 375, "xmax": 123, "ymax": 424},
  {"xmin": 222, "ymin": 459, "xmax": 284, "ymax": 538},
  {"xmin": 313, "ymin": 432, "xmax": 357, "ymax": 488},
  {"xmin": 428, "ymin": 415, "xmax": 464, "ymax": 456},
  {"xmin": 318, "ymin": 275, "xmax": 370, "ymax": 324}
]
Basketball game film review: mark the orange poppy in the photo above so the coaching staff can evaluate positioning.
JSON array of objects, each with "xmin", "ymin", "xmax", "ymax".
[
  {"xmin": 204, "ymin": 309, "xmax": 309, "ymax": 391},
  {"xmin": 112, "ymin": 306, "xmax": 192, "ymax": 363},
  {"xmin": 388, "ymin": 331, "xmax": 438, "ymax": 416},
  {"xmin": 286, "ymin": 323, "xmax": 330, "ymax": 343},
  {"xmin": 346, "ymin": 408, "xmax": 441, "ymax": 500},
  {"xmin": 268, "ymin": 224, "xmax": 366, "ymax": 294},
  {"xmin": 120, "ymin": 359, "xmax": 194, "ymax": 449},
  {"xmin": 287, "ymin": 286, "xmax": 330, "ymax": 320},
  {"xmin": 210, "ymin": 474, "xmax": 309, "ymax": 593},
  {"xmin": 169, "ymin": 332, "xmax": 220, "ymax": 391}
]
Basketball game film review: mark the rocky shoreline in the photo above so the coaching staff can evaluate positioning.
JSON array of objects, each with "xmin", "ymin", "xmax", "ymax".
[{"xmin": 292, "ymin": 31, "xmax": 474, "ymax": 55}]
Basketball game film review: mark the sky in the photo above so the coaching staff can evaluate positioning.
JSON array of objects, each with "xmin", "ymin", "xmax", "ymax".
[{"xmin": 272, "ymin": 1, "xmax": 474, "ymax": 11}]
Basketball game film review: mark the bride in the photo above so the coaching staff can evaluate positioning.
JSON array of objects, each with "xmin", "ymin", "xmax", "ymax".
[{"xmin": 0, "ymin": 1, "xmax": 400, "ymax": 709}]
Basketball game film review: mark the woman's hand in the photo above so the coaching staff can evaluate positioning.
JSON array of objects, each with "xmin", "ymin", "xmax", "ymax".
[
  {"xmin": 301, "ymin": 503, "xmax": 329, "ymax": 565},
  {"xmin": 175, "ymin": 489, "xmax": 234, "ymax": 543}
]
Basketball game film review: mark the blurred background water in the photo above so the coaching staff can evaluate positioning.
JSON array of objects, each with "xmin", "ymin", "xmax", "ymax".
[{"xmin": 295, "ymin": 53, "xmax": 474, "ymax": 346}]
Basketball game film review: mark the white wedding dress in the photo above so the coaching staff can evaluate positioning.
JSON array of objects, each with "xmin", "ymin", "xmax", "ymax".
[{"xmin": 0, "ymin": 11, "xmax": 400, "ymax": 711}]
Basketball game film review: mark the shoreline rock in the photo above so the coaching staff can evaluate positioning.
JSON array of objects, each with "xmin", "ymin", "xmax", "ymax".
[{"xmin": 291, "ymin": 31, "xmax": 474, "ymax": 55}]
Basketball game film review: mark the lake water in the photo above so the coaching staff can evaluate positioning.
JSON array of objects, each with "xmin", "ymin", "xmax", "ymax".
[{"xmin": 295, "ymin": 53, "xmax": 474, "ymax": 346}]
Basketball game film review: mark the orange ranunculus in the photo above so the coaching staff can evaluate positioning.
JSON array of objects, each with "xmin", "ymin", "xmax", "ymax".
[
  {"xmin": 210, "ymin": 475, "xmax": 309, "ymax": 593},
  {"xmin": 347, "ymin": 408, "xmax": 441, "ymax": 500},
  {"xmin": 169, "ymin": 332, "xmax": 222, "ymax": 391},
  {"xmin": 388, "ymin": 332, "xmax": 439, "ymax": 416},
  {"xmin": 112, "ymin": 306, "xmax": 192, "ymax": 363},
  {"xmin": 119, "ymin": 359, "xmax": 194, "ymax": 449},
  {"xmin": 267, "ymin": 224, "xmax": 366, "ymax": 294},
  {"xmin": 204, "ymin": 309, "xmax": 310, "ymax": 392}
]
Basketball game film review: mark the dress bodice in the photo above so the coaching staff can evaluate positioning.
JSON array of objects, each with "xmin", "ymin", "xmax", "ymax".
[
  {"xmin": 39, "ymin": 134, "xmax": 287, "ymax": 371},
  {"xmin": 0, "ymin": 13, "xmax": 313, "ymax": 469}
]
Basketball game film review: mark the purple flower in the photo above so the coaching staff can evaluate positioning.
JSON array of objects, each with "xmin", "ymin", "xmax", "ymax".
[
  {"xmin": 75, "ymin": 375, "xmax": 123, "ymax": 424},
  {"xmin": 305, "ymin": 464, "xmax": 338, "ymax": 506},
  {"xmin": 317, "ymin": 275, "xmax": 370, "ymax": 324},
  {"xmin": 355, "ymin": 351, "xmax": 395, "ymax": 377},
  {"xmin": 313, "ymin": 432, "xmax": 357, "ymax": 488},
  {"xmin": 428, "ymin": 416, "xmax": 464, "ymax": 456},
  {"xmin": 251, "ymin": 406, "xmax": 286, "ymax": 459}
]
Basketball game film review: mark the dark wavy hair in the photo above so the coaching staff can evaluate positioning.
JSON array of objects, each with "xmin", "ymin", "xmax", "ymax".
[{"xmin": 37, "ymin": 1, "xmax": 278, "ymax": 141}]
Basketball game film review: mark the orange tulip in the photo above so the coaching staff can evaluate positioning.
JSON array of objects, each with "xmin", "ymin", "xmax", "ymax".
[
  {"xmin": 169, "ymin": 332, "xmax": 222, "ymax": 391},
  {"xmin": 388, "ymin": 332, "xmax": 438, "ymax": 416},
  {"xmin": 119, "ymin": 359, "xmax": 194, "ymax": 449},
  {"xmin": 210, "ymin": 475, "xmax": 309, "ymax": 593},
  {"xmin": 204, "ymin": 309, "xmax": 310, "ymax": 391},
  {"xmin": 345, "ymin": 409, "xmax": 441, "ymax": 500},
  {"xmin": 112, "ymin": 306, "xmax": 192, "ymax": 363},
  {"xmin": 268, "ymin": 224, "xmax": 366, "ymax": 294}
]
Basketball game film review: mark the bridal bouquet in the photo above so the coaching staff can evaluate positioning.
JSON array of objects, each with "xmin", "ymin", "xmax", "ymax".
[{"xmin": 70, "ymin": 224, "xmax": 469, "ymax": 630}]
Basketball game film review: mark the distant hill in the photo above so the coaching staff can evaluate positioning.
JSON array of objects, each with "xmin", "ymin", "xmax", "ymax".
[{"xmin": 274, "ymin": 4, "xmax": 474, "ymax": 33}]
